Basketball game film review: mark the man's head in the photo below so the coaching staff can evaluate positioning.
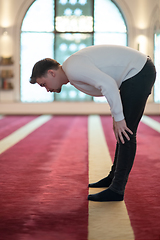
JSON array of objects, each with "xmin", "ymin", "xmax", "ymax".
[{"xmin": 30, "ymin": 58, "xmax": 68, "ymax": 93}]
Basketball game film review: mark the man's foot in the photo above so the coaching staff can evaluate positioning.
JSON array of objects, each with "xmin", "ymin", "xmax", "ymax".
[
  {"xmin": 88, "ymin": 176, "xmax": 113, "ymax": 188},
  {"xmin": 88, "ymin": 188, "xmax": 124, "ymax": 202}
]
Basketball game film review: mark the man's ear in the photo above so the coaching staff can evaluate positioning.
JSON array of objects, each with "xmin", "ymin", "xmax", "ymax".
[{"xmin": 48, "ymin": 69, "xmax": 56, "ymax": 77}]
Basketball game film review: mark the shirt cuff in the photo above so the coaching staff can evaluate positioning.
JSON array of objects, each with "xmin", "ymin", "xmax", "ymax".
[{"xmin": 113, "ymin": 112, "xmax": 124, "ymax": 122}]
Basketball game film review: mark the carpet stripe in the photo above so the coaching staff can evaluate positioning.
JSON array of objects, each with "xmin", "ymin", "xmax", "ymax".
[
  {"xmin": 150, "ymin": 115, "xmax": 160, "ymax": 123},
  {"xmin": 0, "ymin": 115, "xmax": 52, "ymax": 154},
  {"xmin": 141, "ymin": 115, "xmax": 160, "ymax": 133},
  {"xmin": 88, "ymin": 115, "xmax": 134, "ymax": 240},
  {"xmin": 0, "ymin": 115, "xmax": 39, "ymax": 140}
]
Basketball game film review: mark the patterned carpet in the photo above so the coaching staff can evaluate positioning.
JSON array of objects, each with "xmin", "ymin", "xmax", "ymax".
[{"xmin": 0, "ymin": 115, "xmax": 160, "ymax": 240}]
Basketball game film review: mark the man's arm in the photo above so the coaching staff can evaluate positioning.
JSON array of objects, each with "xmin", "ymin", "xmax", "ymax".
[{"xmin": 65, "ymin": 55, "xmax": 124, "ymax": 121}]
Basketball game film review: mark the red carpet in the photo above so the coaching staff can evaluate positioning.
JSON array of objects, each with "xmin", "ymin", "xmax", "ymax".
[
  {"xmin": 0, "ymin": 116, "xmax": 88, "ymax": 240},
  {"xmin": 0, "ymin": 115, "xmax": 38, "ymax": 140},
  {"xmin": 1, "ymin": 115, "xmax": 160, "ymax": 240},
  {"xmin": 101, "ymin": 116, "xmax": 160, "ymax": 240},
  {"xmin": 149, "ymin": 115, "xmax": 160, "ymax": 123}
]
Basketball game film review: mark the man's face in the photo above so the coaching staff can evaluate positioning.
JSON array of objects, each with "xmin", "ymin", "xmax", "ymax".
[{"xmin": 36, "ymin": 70, "xmax": 62, "ymax": 93}]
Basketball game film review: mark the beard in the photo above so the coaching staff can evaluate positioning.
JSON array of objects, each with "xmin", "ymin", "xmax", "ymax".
[
  {"xmin": 56, "ymin": 88, "xmax": 61, "ymax": 93},
  {"xmin": 50, "ymin": 88, "xmax": 61, "ymax": 93}
]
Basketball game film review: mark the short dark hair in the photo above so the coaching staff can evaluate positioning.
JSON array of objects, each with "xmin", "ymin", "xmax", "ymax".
[{"xmin": 30, "ymin": 58, "xmax": 60, "ymax": 84}]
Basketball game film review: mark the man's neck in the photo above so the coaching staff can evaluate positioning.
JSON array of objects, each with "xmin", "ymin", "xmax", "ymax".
[{"xmin": 60, "ymin": 65, "xmax": 69, "ymax": 85}]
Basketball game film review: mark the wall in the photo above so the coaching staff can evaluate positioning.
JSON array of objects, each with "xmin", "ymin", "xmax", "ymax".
[{"xmin": 0, "ymin": 0, "xmax": 160, "ymax": 115}]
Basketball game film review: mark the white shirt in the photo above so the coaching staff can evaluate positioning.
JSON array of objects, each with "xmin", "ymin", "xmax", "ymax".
[{"xmin": 62, "ymin": 45, "xmax": 147, "ymax": 121}]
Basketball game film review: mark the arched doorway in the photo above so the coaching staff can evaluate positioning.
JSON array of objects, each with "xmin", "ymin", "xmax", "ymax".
[{"xmin": 20, "ymin": 0, "xmax": 128, "ymax": 102}]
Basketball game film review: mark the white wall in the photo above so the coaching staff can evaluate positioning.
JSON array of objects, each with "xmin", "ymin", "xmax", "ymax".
[{"xmin": 0, "ymin": 0, "xmax": 160, "ymax": 114}]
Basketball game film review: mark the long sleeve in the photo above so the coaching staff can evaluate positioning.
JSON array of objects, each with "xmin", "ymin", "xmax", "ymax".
[
  {"xmin": 63, "ymin": 55, "xmax": 124, "ymax": 121},
  {"xmin": 62, "ymin": 45, "xmax": 147, "ymax": 121}
]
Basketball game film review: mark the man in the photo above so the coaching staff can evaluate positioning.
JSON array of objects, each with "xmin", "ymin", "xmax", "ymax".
[{"xmin": 30, "ymin": 45, "xmax": 156, "ymax": 202}]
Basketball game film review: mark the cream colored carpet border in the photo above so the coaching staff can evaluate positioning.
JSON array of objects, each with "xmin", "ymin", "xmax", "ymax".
[
  {"xmin": 141, "ymin": 115, "xmax": 160, "ymax": 133},
  {"xmin": 88, "ymin": 115, "xmax": 134, "ymax": 240},
  {"xmin": 0, "ymin": 115, "xmax": 52, "ymax": 154}
]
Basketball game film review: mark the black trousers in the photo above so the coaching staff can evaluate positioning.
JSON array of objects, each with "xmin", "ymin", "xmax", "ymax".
[{"xmin": 108, "ymin": 57, "xmax": 156, "ymax": 195}]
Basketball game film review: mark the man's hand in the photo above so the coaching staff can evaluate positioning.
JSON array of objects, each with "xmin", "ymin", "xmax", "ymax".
[{"xmin": 113, "ymin": 118, "xmax": 133, "ymax": 144}]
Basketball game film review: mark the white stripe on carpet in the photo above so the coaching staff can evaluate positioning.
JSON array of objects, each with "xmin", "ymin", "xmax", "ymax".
[
  {"xmin": 88, "ymin": 115, "xmax": 134, "ymax": 240},
  {"xmin": 141, "ymin": 115, "xmax": 160, "ymax": 133},
  {"xmin": 0, "ymin": 115, "xmax": 52, "ymax": 154}
]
